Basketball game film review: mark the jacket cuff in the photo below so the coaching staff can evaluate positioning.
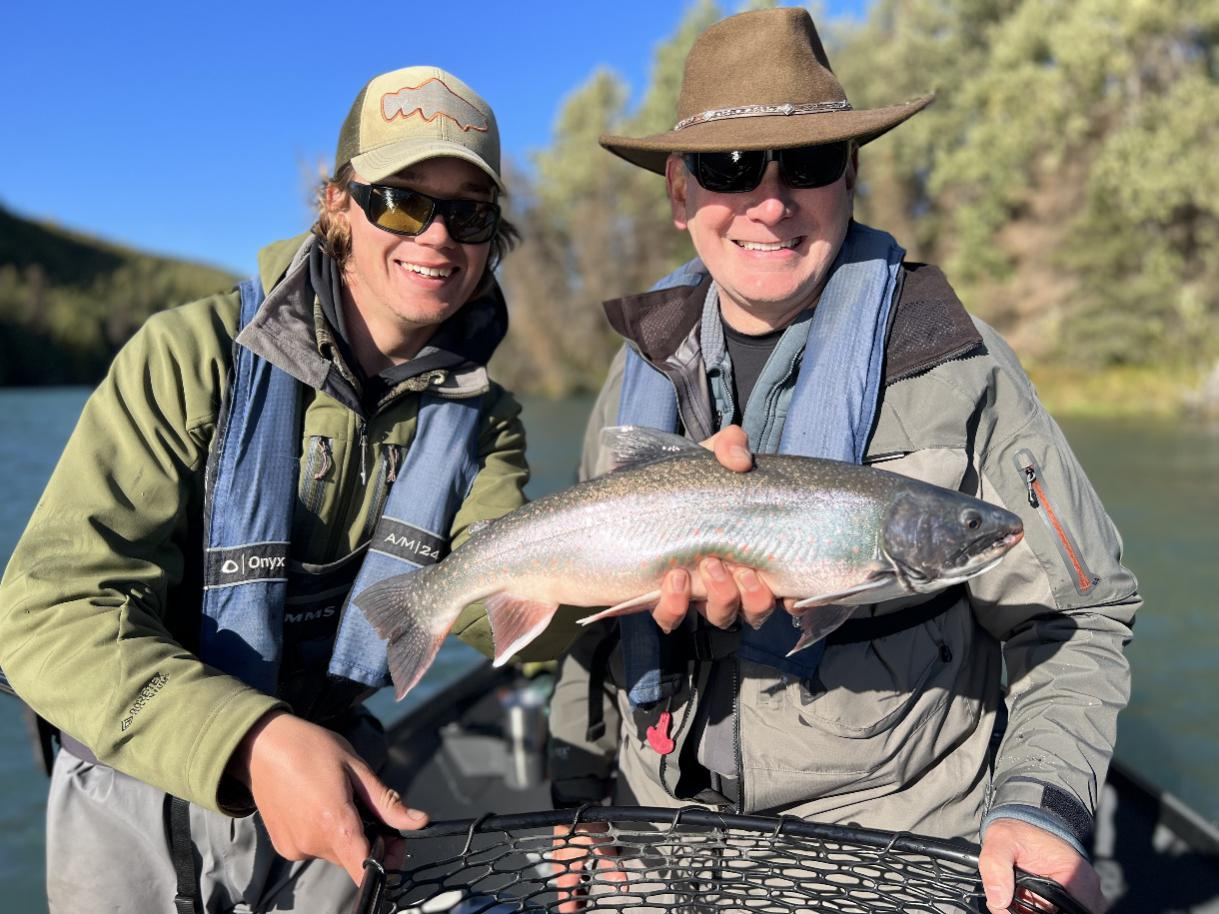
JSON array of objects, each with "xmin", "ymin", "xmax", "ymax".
[
  {"xmin": 988, "ymin": 774, "xmax": 1094, "ymax": 853},
  {"xmin": 981, "ymin": 805, "xmax": 1090, "ymax": 859}
]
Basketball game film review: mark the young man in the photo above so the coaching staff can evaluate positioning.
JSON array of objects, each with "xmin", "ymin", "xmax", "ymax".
[
  {"xmin": 548, "ymin": 10, "xmax": 1138, "ymax": 914},
  {"xmin": 0, "ymin": 65, "xmax": 529, "ymax": 912}
]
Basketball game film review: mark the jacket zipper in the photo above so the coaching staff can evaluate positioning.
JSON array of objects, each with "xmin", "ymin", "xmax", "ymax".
[
  {"xmin": 658, "ymin": 677, "xmax": 699, "ymax": 802},
  {"xmin": 1013, "ymin": 449, "xmax": 1099, "ymax": 594},
  {"xmin": 323, "ymin": 416, "xmax": 373, "ymax": 561},
  {"xmin": 730, "ymin": 657, "xmax": 743, "ymax": 814},
  {"xmin": 361, "ymin": 445, "xmax": 400, "ymax": 542},
  {"xmin": 357, "ymin": 421, "xmax": 370, "ymax": 485}
]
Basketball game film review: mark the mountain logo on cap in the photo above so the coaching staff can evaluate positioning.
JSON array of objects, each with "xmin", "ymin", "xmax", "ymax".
[{"xmin": 381, "ymin": 78, "xmax": 489, "ymax": 133}]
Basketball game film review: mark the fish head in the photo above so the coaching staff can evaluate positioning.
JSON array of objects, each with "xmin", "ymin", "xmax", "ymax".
[{"xmin": 881, "ymin": 489, "xmax": 1024, "ymax": 592}]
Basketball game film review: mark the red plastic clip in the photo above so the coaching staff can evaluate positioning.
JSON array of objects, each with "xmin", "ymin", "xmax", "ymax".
[{"xmin": 646, "ymin": 710, "xmax": 676, "ymax": 755}]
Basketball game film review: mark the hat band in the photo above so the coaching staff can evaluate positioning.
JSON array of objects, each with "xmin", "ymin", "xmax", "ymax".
[{"xmin": 674, "ymin": 99, "xmax": 853, "ymax": 132}]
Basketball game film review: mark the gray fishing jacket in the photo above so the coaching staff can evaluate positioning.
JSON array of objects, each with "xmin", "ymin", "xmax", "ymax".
[{"xmin": 547, "ymin": 263, "xmax": 1139, "ymax": 854}]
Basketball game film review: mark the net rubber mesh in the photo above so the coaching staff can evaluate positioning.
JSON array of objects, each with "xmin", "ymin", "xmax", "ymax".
[{"xmin": 355, "ymin": 807, "xmax": 1085, "ymax": 914}]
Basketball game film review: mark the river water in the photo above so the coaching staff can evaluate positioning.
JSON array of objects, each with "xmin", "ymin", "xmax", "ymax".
[{"xmin": 0, "ymin": 388, "xmax": 1215, "ymax": 909}]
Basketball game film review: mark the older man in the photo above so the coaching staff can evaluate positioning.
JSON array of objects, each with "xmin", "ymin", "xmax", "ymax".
[
  {"xmin": 548, "ymin": 9, "xmax": 1138, "ymax": 913},
  {"xmin": 0, "ymin": 65, "xmax": 531, "ymax": 912}
]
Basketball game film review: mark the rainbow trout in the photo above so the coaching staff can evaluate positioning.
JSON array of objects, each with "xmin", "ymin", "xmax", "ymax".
[{"xmin": 358, "ymin": 427, "xmax": 1024, "ymax": 699}]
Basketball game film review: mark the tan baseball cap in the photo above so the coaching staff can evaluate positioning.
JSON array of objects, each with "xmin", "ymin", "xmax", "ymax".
[{"xmin": 334, "ymin": 65, "xmax": 504, "ymax": 191}]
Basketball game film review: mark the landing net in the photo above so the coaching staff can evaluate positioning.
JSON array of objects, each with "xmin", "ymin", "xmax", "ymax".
[{"xmin": 354, "ymin": 806, "xmax": 1085, "ymax": 914}]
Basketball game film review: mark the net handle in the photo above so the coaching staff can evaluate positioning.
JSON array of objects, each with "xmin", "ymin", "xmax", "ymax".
[
  {"xmin": 353, "ymin": 835, "xmax": 387, "ymax": 914},
  {"xmin": 1012, "ymin": 872, "xmax": 1092, "ymax": 914}
]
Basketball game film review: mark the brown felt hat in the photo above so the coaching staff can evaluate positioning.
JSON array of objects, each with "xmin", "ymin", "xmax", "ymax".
[{"xmin": 601, "ymin": 7, "xmax": 934, "ymax": 174}]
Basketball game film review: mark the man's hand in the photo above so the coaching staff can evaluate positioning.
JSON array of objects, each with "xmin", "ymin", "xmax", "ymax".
[
  {"xmin": 978, "ymin": 818, "xmax": 1105, "ymax": 913},
  {"xmin": 653, "ymin": 425, "xmax": 781, "ymax": 633},
  {"xmin": 703, "ymin": 424, "xmax": 754, "ymax": 472},
  {"xmin": 551, "ymin": 821, "xmax": 625, "ymax": 912},
  {"xmin": 228, "ymin": 710, "xmax": 428, "ymax": 884}
]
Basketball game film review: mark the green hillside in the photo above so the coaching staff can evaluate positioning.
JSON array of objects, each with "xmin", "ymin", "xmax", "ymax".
[{"xmin": 0, "ymin": 205, "xmax": 238, "ymax": 385}]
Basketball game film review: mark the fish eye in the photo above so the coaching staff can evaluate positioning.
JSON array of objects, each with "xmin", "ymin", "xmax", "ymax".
[{"xmin": 961, "ymin": 509, "xmax": 982, "ymax": 531}]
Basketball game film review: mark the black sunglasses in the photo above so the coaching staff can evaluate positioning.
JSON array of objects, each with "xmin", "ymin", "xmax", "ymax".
[
  {"xmin": 347, "ymin": 181, "xmax": 501, "ymax": 245},
  {"xmin": 682, "ymin": 142, "xmax": 850, "ymax": 194}
]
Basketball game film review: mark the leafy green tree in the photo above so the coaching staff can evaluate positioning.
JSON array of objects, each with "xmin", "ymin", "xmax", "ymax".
[
  {"xmin": 494, "ymin": 2, "xmax": 728, "ymax": 394},
  {"xmin": 837, "ymin": 0, "xmax": 1219, "ymax": 377}
]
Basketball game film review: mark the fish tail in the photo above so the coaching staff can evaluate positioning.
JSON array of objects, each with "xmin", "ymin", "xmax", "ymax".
[{"xmin": 355, "ymin": 565, "xmax": 466, "ymax": 701}]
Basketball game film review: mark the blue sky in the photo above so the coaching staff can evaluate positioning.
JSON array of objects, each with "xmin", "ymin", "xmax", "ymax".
[{"xmin": 2, "ymin": 1, "xmax": 868, "ymax": 276}]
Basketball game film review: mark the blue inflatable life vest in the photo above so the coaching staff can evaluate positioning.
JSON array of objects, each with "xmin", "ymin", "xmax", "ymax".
[
  {"xmin": 616, "ymin": 223, "xmax": 905, "ymax": 706},
  {"xmin": 199, "ymin": 278, "xmax": 482, "ymax": 694}
]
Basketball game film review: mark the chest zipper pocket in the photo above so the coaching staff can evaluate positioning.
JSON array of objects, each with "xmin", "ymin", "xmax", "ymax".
[
  {"xmin": 361, "ymin": 444, "xmax": 403, "ymax": 541},
  {"xmin": 300, "ymin": 436, "xmax": 333, "ymax": 515},
  {"xmin": 1013, "ymin": 448, "xmax": 1099, "ymax": 595}
]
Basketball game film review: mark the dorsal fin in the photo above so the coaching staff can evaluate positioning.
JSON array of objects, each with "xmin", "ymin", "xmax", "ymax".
[{"xmin": 600, "ymin": 425, "xmax": 704, "ymax": 473}]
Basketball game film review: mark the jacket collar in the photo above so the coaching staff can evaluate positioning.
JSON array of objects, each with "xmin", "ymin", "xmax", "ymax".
[
  {"xmin": 236, "ymin": 234, "xmax": 506, "ymax": 411},
  {"xmin": 881, "ymin": 262, "xmax": 983, "ymax": 383},
  {"xmin": 604, "ymin": 276, "xmax": 711, "ymax": 368},
  {"xmin": 602, "ymin": 262, "xmax": 982, "ymax": 384}
]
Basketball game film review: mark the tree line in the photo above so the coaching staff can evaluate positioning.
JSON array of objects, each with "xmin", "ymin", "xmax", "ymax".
[
  {"xmin": 3, "ymin": 0, "xmax": 1216, "ymax": 413},
  {"xmin": 0, "ymin": 206, "xmax": 237, "ymax": 385},
  {"xmin": 490, "ymin": 0, "xmax": 1219, "ymax": 414}
]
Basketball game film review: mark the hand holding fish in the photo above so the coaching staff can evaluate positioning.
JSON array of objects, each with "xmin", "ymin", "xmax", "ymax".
[
  {"xmin": 652, "ymin": 425, "xmax": 781, "ymax": 634},
  {"xmin": 700, "ymin": 423, "xmax": 754, "ymax": 473},
  {"xmin": 653, "ymin": 559, "xmax": 782, "ymax": 634}
]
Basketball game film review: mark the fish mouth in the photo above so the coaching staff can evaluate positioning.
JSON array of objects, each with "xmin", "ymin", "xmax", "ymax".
[
  {"xmin": 949, "ymin": 528, "xmax": 1024, "ymax": 570},
  {"xmin": 892, "ymin": 528, "xmax": 1024, "ymax": 592},
  {"xmin": 920, "ymin": 552, "xmax": 1005, "ymax": 588}
]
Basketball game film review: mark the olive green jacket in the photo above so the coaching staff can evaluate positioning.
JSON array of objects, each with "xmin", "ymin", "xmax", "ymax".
[
  {"xmin": 549, "ymin": 264, "xmax": 1139, "ymax": 853},
  {"xmin": 0, "ymin": 234, "xmax": 529, "ymax": 814}
]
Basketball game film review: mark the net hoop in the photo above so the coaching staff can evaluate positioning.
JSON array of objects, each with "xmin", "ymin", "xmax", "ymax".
[{"xmin": 356, "ymin": 805, "xmax": 1088, "ymax": 914}]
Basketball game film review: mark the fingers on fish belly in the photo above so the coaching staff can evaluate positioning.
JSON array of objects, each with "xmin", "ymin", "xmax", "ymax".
[
  {"xmin": 486, "ymin": 593, "xmax": 563, "ymax": 666},
  {"xmin": 574, "ymin": 590, "xmax": 663, "ymax": 626}
]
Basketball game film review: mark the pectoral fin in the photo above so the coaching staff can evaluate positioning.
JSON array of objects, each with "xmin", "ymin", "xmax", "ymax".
[
  {"xmin": 790, "ymin": 575, "xmax": 893, "ymax": 610},
  {"xmin": 485, "ymin": 593, "xmax": 562, "ymax": 667},
  {"xmin": 575, "ymin": 590, "xmax": 663, "ymax": 626},
  {"xmin": 787, "ymin": 604, "xmax": 860, "ymax": 656}
]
